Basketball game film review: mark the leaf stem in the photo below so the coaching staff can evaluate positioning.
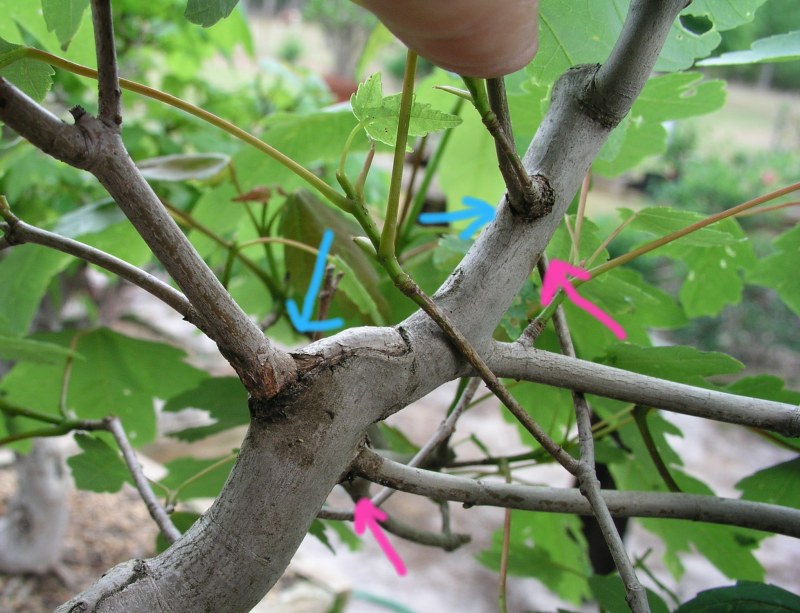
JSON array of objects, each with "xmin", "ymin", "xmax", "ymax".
[
  {"xmin": 589, "ymin": 181, "xmax": 800, "ymax": 278},
  {"xmin": 17, "ymin": 47, "xmax": 352, "ymax": 212},
  {"xmin": 397, "ymin": 98, "xmax": 464, "ymax": 250},
  {"xmin": 380, "ymin": 50, "xmax": 417, "ymax": 261},
  {"xmin": 0, "ymin": 398, "xmax": 64, "ymax": 425}
]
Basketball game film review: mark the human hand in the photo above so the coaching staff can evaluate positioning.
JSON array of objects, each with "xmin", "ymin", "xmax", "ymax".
[{"xmin": 355, "ymin": 0, "xmax": 539, "ymax": 78}]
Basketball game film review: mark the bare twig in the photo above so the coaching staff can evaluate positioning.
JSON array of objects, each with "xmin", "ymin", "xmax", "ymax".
[
  {"xmin": 487, "ymin": 342, "xmax": 800, "ymax": 437},
  {"xmin": 465, "ymin": 77, "xmax": 553, "ymax": 220},
  {"xmin": 633, "ymin": 406, "xmax": 681, "ymax": 493},
  {"xmin": 90, "ymin": 0, "xmax": 121, "ymax": 127},
  {"xmin": 393, "ymin": 273, "xmax": 581, "ymax": 474},
  {"xmin": 542, "ymin": 255, "xmax": 648, "ymax": 613},
  {"xmin": 371, "ymin": 377, "xmax": 482, "ymax": 508},
  {"xmin": 0, "ymin": 72, "xmax": 296, "ymax": 400},
  {"xmin": 0, "ymin": 203, "xmax": 195, "ymax": 323},
  {"xmin": 353, "ymin": 449, "xmax": 800, "ymax": 539},
  {"xmin": 105, "ymin": 416, "xmax": 180, "ymax": 544},
  {"xmin": 311, "ymin": 265, "xmax": 343, "ymax": 342}
]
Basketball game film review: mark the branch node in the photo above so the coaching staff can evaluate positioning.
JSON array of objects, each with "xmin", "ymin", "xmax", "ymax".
[
  {"xmin": 515, "ymin": 174, "xmax": 555, "ymax": 221},
  {"xmin": 69, "ymin": 105, "xmax": 88, "ymax": 122}
]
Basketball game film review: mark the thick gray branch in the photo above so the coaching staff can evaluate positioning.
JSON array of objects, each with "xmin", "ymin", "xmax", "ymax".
[
  {"xmin": 353, "ymin": 449, "xmax": 800, "ymax": 539},
  {"xmin": 487, "ymin": 342, "xmax": 800, "ymax": 437}
]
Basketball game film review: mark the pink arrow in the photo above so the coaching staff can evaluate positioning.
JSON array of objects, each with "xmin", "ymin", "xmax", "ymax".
[
  {"xmin": 354, "ymin": 498, "xmax": 407, "ymax": 576},
  {"xmin": 541, "ymin": 259, "xmax": 627, "ymax": 340}
]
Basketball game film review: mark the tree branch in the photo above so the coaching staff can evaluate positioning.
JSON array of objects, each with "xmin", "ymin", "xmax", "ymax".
[
  {"xmin": 353, "ymin": 449, "xmax": 800, "ymax": 539},
  {"xmin": 105, "ymin": 416, "xmax": 180, "ymax": 545},
  {"xmin": 90, "ymin": 0, "xmax": 122, "ymax": 127},
  {"xmin": 371, "ymin": 377, "xmax": 481, "ymax": 508},
  {"xmin": 543, "ymin": 255, "xmax": 647, "ymax": 613},
  {"xmin": 0, "ymin": 81, "xmax": 296, "ymax": 400},
  {"xmin": 487, "ymin": 342, "xmax": 800, "ymax": 437},
  {"xmin": 0, "ymin": 202, "xmax": 196, "ymax": 324}
]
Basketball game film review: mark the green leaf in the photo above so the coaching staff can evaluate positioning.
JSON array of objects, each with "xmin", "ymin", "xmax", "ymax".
[
  {"xmin": 0, "ymin": 246, "xmax": 71, "ymax": 337},
  {"xmin": 684, "ymin": 0, "xmax": 769, "ymax": 31},
  {"xmin": 499, "ymin": 279, "xmax": 539, "ymax": 339},
  {"xmin": 233, "ymin": 108, "xmax": 367, "ymax": 193},
  {"xmin": 163, "ymin": 377, "xmax": 249, "ymax": 442},
  {"xmin": 677, "ymin": 235, "xmax": 756, "ymax": 317},
  {"xmin": 0, "ymin": 335, "xmax": 77, "ymax": 364},
  {"xmin": 506, "ymin": 379, "xmax": 574, "ymax": 446},
  {"xmin": 160, "ymin": 456, "xmax": 234, "ymax": 500},
  {"xmin": 351, "ymin": 73, "xmax": 461, "ymax": 149},
  {"xmin": 588, "ymin": 575, "xmax": 670, "ymax": 613},
  {"xmin": 378, "ymin": 423, "xmax": 419, "ymax": 456},
  {"xmin": 595, "ymin": 74, "xmax": 726, "ymax": 176},
  {"xmin": 279, "ymin": 191, "xmax": 389, "ymax": 326},
  {"xmin": 598, "ymin": 344, "xmax": 742, "ymax": 387},
  {"xmin": 67, "ymin": 433, "xmax": 132, "ymax": 493},
  {"xmin": 655, "ymin": 218, "xmax": 756, "ymax": 318},
  {"xmin": 675, "ymin": 581, "xmax": 800, "ymax": 612},
  {"xmin": 700, "ymin": 31, "xmax": 800, "ymax": 66},
  {"xmin": 137, "ymin": 153, "xmax": 230, "ymax": 182},
  {"xmin": 747, "ymin": 225, "xmax": 800, "ymax": 316},
  {"xmin": 619, "ymin": 207, "xmax": 739, "ymax": 247},
  {"xmin": 736, "ymin": 458, "xmax": 800, "ymax": 508},
  {"xmin": 528, "ymin": 0, "xmax": 719, "ymax": 86},
  {"xmin": 0, "ymin": 37, "xmax": 54, "ymax": 103},
  {"xmin": 309, "ymin": 519, "xmax": 335, "ymax": 554},
  {"xmin": 156, "ymin": 512, "xmax": 200, "ymax": 553},
  {"xmin": 184, "ymin": 0, "xmax": 240, "ymax": 27},
  {"xmin": 478, "ymin": 511, "xmax": 591, "ymax": 604},
  {"xmin": 324, "ymin": 519, "xmax": 361, "ymax": 552},
  {"xmin": 42, "ymin": 0, "xmax": 90, "ymax": 50},
  {"xmin": 1, "ymin": 329, "xmax": 207, "ymax": 446}
]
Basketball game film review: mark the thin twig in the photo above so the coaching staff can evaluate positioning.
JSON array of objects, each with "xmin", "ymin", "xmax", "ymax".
[
  {"xmin": 311, "ymin": 265, "xmax": 343, "ymax": 342},
  {"xmin": 498, "ymin": 460, "xmax": 512, "ymax": 613},
  {"xmin": 353, "ymin": 449, "xmax": 800, "ymax": 539},
  {"xmin": 90, "ymin": 0, "xmax": 121, "ymax": 127},
  {"xmin": 0, "ymin": 204, "xmax": 195, "ymax": 323},
  {"xmin": 541, "ymin": 254, "xmax": 648, "ymax": 613},
  {"xmin": 371, "ymin": 378, "xmax": 481, "ymax": 508},
  {"xmin": 396, "ymin": 134, "xmax": 428, "ymax": 249},
  {"xmin": 390, "ymin": 270, "xmax": 581, "ymax": 474},
  {"xmin": 571, "ymin": 171, "xmax": 591, "ymax": 264},
  {"xmin": 633, "ymin": 406, "xmax": 681, "ymax": 493},
  {"xmin": 105, "ymin": 416, "xmax": 180, "ymax": 544}
]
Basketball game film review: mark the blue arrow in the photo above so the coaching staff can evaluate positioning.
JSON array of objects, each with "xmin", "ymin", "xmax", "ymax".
[
  {"xmin": 286, "ymin": 229, "xmax": 344, "ymax": 333},
  {"xmin": 418, "ymin": 196, "xmax": 496, "ymax": 240}
]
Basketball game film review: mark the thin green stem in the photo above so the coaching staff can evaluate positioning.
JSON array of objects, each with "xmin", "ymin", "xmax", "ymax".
[
  {"xmin": 633, "ymin": 406, "xmax": 681, "ymax": 493},
  {"xmin": 169, "ymin": 453, "xmax": 237, "ymax": 505},
  {"xmin": 0, "ymin": 398, "xmax": 63, "ymax": 425},
  {"xmin": 162, "ymin": 200, "xmax": 282, "ymax": 299},
  {"xmin": 398, "ymin": 98, "xmax": 464, "ymax": 250},
  {"xmin": 237, "ymin": 236, "xmax": 321, "ymax": 257},
  {"xmin": 589, "ymin": 181, "xmax": 800, "ymax": 279},
  {"xmin": 0, "ymin": 419, "xmax": 104, "ymax": 446},
  {"xmin": 572, "ymin": 171, "xmax": 591, "ymax": 264},
  {"xmin": 16, "ymin": 47, "xmax": 352, "ymax": 212},
  {"xmin": 380, "ymin": 50, "xmax": 418, "ymax": 261}
]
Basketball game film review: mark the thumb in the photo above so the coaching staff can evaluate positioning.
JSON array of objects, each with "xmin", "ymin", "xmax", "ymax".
[{"xmin": 355, "ymin": 0, "xmax": 539, "ymax": 78}]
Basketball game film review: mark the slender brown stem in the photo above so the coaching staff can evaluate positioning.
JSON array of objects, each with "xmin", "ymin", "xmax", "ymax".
[
  {"xmin": 105, "ymin": 416, "xmax": 180, "ymax": 544},
  {"xmin": 90, "ymin": 0, "xmax": 121, "ymax": 127},
  {"xmin": 543, "ymin": 253, "xmax": 648, "ymax": 613}
]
